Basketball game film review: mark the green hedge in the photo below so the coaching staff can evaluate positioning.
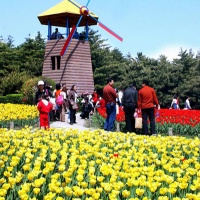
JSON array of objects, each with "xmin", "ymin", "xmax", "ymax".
[
  {"xmin": 0, "ymin": 117, "xmax": 38, "ymax": 129},
  {"xmin": 0, "ymin": 94, "xmax": 24, "ymax": 104}
]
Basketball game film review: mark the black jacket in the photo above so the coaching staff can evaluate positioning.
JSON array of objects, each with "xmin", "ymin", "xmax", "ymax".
[{"xmin": 122, "ymin": 87, "xmax": 138, "ymax": 106}]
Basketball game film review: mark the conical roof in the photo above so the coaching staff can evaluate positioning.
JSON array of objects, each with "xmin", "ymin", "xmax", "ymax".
[{"xmin": 38, "ymin": 0, "xmax": 98, "ymax": 27}]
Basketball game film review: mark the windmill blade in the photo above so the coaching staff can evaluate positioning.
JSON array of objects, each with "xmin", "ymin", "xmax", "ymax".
[
  {"xmin": 68, "ymin": 0, "xmax": 81, "ymax": 9},
  {"xmin": 60, "ymin": 25, "xmax": 77, "ymax": 57},
  {"xmin": 88, "ymin": 14, "xmax": 123, "ymax": 42},
  {"xmin": 98, "ymin": 22, "xmax": 123, "ymax": 42},
  {"xmin": 69, "ymin": 0, "xmax": 91, "ymax": 8},
  {"xmin": 86, "ymin": 0, "xmax": 91, "ymax": 7},
  {"xmin": 69, "ymin": 0, "xmax": 123, "ymax": 41}
]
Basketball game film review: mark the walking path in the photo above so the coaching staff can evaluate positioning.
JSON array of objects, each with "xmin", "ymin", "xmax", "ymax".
[{"xmin": 50, "ymin": 112, "xmax": 94, "ymax": 131}]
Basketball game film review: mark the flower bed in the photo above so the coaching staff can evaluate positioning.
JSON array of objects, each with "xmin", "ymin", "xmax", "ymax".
[
  {"xmin": 0, "ymin": 103, "xmax": 39, "ymax": 128},
  {"xmin": 97, "ymin": 108, "xmax": 200, "ymax": 135},
  {"xmin": 0, "ymin": 128, "xmax": 199, "ymax": 199}
]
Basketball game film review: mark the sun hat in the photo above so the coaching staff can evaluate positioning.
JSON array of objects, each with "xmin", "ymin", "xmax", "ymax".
[{"xmin": 38, "ymin": 80, "xmax": 44, "ymax": 86}]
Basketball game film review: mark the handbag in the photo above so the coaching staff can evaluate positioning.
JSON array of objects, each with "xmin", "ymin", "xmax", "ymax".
[
  {"xmin": 69, "ymin": 99, "xmax": 74, "ymax": 106},
  {"xmin": 135, "ymin": 117, "xmax": 142, "ymax": 129},
  {"xmin": 56, "ymin": 94, "xmax": 64, "ymax": 105},
  {"xmin": 72, "ymin": 103, "xmax": 78, "ymax": 110}
]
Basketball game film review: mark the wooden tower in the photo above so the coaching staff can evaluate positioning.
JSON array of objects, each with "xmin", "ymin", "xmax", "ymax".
[{"xmin": 38, "ymin": 0, "xmax": 98, "ymax": 94}]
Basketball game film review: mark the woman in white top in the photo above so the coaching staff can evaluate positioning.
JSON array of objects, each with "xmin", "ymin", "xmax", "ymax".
[
  {"xmin": 171, "ymin": 95, "xmax": 179, "ymax": 109},
  {"xmin": 184, "ymin": 97, "xmax": 191, "ymax": 110}
]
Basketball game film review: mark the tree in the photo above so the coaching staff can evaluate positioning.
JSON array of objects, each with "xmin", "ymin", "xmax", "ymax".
[{"xmin": 17, "ymin": 32, "xmax": 45, "ymax": 76}]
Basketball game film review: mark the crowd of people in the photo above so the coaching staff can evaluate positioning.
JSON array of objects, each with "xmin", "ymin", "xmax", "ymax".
[
  {"xmin": 35, "ymin": 80, "xmax": 104, "ymax": 130},
  {"xmin": 50, "ymin": 28, "xmax": 85, "ymax": 40},
  {"xmin": 35, "ymin": 79, "xmax": 193, "ymax": 134}
]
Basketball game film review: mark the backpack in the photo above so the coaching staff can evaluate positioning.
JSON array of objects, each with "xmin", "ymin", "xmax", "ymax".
[{"xmin": 56, "ymin": 94, "xmax": 64, "ymax": 105}]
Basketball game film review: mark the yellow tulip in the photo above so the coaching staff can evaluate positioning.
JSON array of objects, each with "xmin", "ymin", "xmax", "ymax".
[
  {"xmin": 0, "ymin": 189, "xmax": 7, "ymax": 197},
  {"xmin": 96, "ymin": 187, "xmax": 103, "ymax": 193},
  {"xmin": 3, "ymin": 171, "xmax": 11, "ymax": 178},
  {"xmin": 27, "ymin": 173, "xmax": 35, "ymax": 181},
  {"xmin": 33, "ymin": 188, "xmax": 40, "ymax": 195},
  {"xmin": 55, "ymin": 187, "xmax": 63, "ymax": 194},
  {"xmin": 92, "ymin": 192, "xmax": 100, "ymax": 200},
  {"xmin": 0, "ymin": 178, "xmax": 6, "ymax": 184},
  {"xmin": 73, "ymin": 188, "xmax": 84, "ymax": 196},
  {"xmin": 80, "ymin": 182, "xmax": 88, "ymax": 188},
  {"xmin": 159, "ymin": 187, "xmax": 168, "ymax": 195},
  {"xmin": 122, "ymin": 190, "xmax": 130, "ymax": 198},
  {"xmin": 136, "ymin": 188, "xmax": 145, "ymax": 196},
  {"xmin": 56, "ymin": 197, "xmax": 64, "ymax": 200},
  {"xmin": 97, "ymin": 176, "xmax": 104, "ymax": 182},
  {"xmin": 64, "ymin": 187, "xmax": 73, "ymax": 196},
  {"xmin": 168, "ymin": 187, "xmax": 177, "ymax": 195},
  {"xmin": 90, "ymin": 179, "xmax": 96, "ymax": 185},
  {"xmin": 76, "ymin": 175, "xmax": 84, "ymax": 182},
  {"xmin": 158, "ymin": 196, "xmax": 169, "ymax": 200}
]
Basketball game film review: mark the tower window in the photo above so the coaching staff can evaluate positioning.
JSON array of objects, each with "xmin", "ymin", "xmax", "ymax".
[{"xmin": 51, "ymin": 56, "xmax": 61, "ymax": 70}]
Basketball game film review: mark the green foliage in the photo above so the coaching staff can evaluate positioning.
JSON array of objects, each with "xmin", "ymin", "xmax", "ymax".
[
  {"xmin": 0, "ymin": 94, "xmax": 24, "ymax": 104},
  {"xmin": 0, "ymin": 71, "xmax": 32, "ymax": 95},
  {"xmin": 0, "ymin": 96, "xmax": 7, "ymax": 103},
  {"xmin": 91, "ymin": 112, "xmax": 105, "ymax": 129},
  {"xmin": 0, "ymin": 32, "xmax": 45, "ymax": 96},
  {"xmin": 17, "ymin": 32, "xmax": 45, "ymax": 76},
  {"xmin": 21, "ymin": 77, "xmax": 56, "ymax": 105},
  {"xmin": 156, "ymin": 123, "xmax": 200, "ymax": 136},
  {"xmin": 0, "ymin": 117, "xmax": 38, "ymax": 129}
]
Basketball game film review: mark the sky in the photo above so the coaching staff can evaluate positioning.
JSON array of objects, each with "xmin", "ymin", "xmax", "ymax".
[{"xmin": 1, "ymin": 0, "xmax": 200, "ymax": 61}]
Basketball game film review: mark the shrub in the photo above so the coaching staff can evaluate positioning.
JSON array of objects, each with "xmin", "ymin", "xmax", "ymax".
[
  {"xmin": 0, "ymin": 94, "xmax": 24, "ymax": 104},
  {"xmin": 0, "ymin": 96, "xmax": 7, "ymax": 103},
  {"xmin": 0, "ymin": 71, "xmax": 32, "ymax": 95},
  {"xmin": 21, "ymin": 77, "xmax": 56, "ymax": 105}
]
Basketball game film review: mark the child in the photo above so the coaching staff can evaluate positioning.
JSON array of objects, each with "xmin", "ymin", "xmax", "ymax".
[{"xmin": 37, "ymin": 94, "xmax": 53, "ymax": 129}]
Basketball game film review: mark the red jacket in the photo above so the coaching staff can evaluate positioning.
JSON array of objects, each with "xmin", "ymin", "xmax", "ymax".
[
  {"xmin": 37, "ymin": 99, "xmax": 53, "ymax": 114},
  {"xmin": 138, "ymin": 85, "xmax": 158, "ymax": 109},
  {"xmin": 92, "ymin": 92, "xmax": 98, "ymax": 103},
  {"xmin": 103, "ymin": 84, "xmax": 117, "ymax": 104}
]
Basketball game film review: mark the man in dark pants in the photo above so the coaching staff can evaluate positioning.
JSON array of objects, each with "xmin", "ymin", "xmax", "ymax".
[
  {"xmin": 138, "ymin": 80, "xmax": 159, "ymax": 135},
  {"xmin": 122, "ymin": 83, "xmax": 138, "ymax": 133},
  {"xmin": 103, "ymin": 78, "xmax": 118, "ymax": 131}
]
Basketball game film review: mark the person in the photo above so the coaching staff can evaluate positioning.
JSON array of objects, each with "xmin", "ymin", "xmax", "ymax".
[
  {"xmin": 53, "ymin": 83, "xmax": 66, "ymax": 121},
  {"xmin": 51, "ymin": 28, "xmax": 63, "ymax": 40},
  {"xmin": 184, "ymin": 97, "xmax": 192, "ymax": 110},
  {"xmin": 96, "ymin": 96, "xmax": 106, "ymax": 109},
  {"xmin": 73, "ymin": 29, "xmax": 80, "ymax": 39},
  {"xmin": 117, "ymin": 89, "xmax": 123, "ymax": 107},
  {"xmin": 44, "ymin": 83, "xmax": 54, "ymax": 121},
  {"xmin": 170, "ymin": 95, "xmax": 179, "ymax": 109},
  {"xmin": 68, "ymin": 85, "xmax": 78, "ymax": 125},
  {"xmin": 138, "ymin": 80, "xmax": 159, "ymax": 136},
  {"xmin": 61, "ymin": 83, "xmax": 69, "ymax": 113},
  {"xmin": 92, "ymin": 89, "xmax": 98, "ymax": 107},
  {"xmin": 37, "ymin": 94, "xmax": 53, "ymax": 130},
  {"xmin": 35, "ymin": 80, "xmax": 48, "ymax": 104},
  {"xmin": 80, "ymin": 97, "xmax": 93, "ymax": 119},
  {"xmin": 122, "ymin": 83, "xmax": 138, "ymax": 133},
  {"xmin": 44, "ymin": 83, "xmax": 53, "ymax": 99},
  {"xmin": 103, "ymin": 78, "xmax": 118, "ymax": 131}
]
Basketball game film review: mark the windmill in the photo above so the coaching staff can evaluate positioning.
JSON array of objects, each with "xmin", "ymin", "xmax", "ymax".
[
  {"xmin": 60, "ymin": 0, "xmax": 123, "ymax": 57},
  {"xmin": 38, "ymin": 0, "xmax": 123, "ymax": 94}
]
